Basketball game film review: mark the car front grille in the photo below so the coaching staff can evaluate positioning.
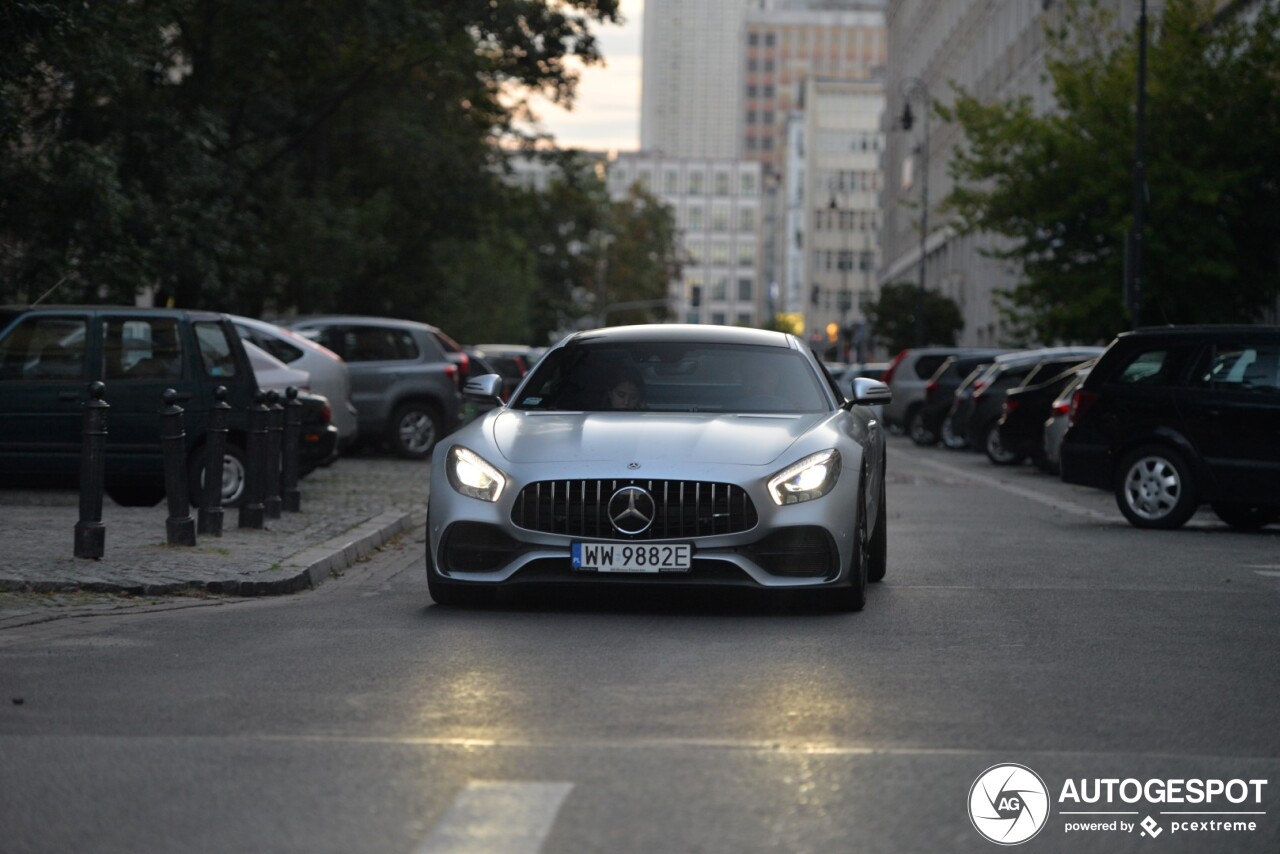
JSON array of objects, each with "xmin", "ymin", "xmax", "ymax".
[{"xmin": 511, "ymin": 479, "xmax": 759, "ymax": 540}]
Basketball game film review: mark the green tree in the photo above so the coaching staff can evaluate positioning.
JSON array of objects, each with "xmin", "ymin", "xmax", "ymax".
[
  {"xmin": 0, "ymin": 0, "xmax": 621, "ymax": 327},
  {"xmin": 865, "ymin": 281, "xmax": 964, "ymax": 354},
  {"xmin": 941, "ymin": 0, "xmax": 1280, "ymax": 343}
]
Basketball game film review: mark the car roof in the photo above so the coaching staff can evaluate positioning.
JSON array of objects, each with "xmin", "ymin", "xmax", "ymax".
[
  {"xmin": 283, "ymin": 314, "xmax": 443, "ymax": 332},
  {"xmin": 1114, "ymin": 324, "xmax": 1280, "ymax": 343},
  {"xmin": 991, "ymin": 346, "xmax": 1105, "ymax": 365},
  {"xmin": 563, "ymin": 324, "xmax": 796, "ymax": 349},
  {"xmin": 2, "ymin": 304, "xmax": 226, "ymax": 320}
]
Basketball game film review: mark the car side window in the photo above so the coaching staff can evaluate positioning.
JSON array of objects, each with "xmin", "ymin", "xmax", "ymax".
[
  {"xmin": 0, "ymin": 315, "xmax": 88, "ymax": 381},
  {"xmin": 104, "ymin": 318, "xmax": 184, "ymax": 380},
  {"xmin": 236, "ymin": 325, "xmax": 304, "ymax": 364},
  {"xmin": 1113, "ymin": 349, "xmax": 1171, "ymax": 385},
  {"xmin": 194, "ymin": 322, "xmax": 239, "ymax": 379},
  {"xmin": 1196, "ymin": 345, "xmax": 1279, "ymax": 394},
  {"xmin": 333, "ymin": 326, "xmax": 420, "ymax": 362}
]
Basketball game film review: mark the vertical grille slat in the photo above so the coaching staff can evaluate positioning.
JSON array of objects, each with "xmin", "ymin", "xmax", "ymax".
[{"xmin": 511, "ymin": 479, "xmax": 758, "ymax": 540}]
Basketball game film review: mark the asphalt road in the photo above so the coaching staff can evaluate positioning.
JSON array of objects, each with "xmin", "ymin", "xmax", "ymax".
[{"xmin": 1, "ymin": 435, "xmax": 1278, "ymax": 854}]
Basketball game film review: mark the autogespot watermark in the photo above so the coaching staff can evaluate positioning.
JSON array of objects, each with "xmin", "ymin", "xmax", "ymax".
[
  {"xmin": 969, "ymin": 766, "xmax": 1270, "ymax": 845},
  {"xmin": 969, "ymin": 764, "xmax": 1051, "ymax": 845}
]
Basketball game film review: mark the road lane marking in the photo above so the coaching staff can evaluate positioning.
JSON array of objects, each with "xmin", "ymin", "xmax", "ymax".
[
  {"xmin": 1253, "ymin": 570, "xmax": 1280, "ymax": 578},
  {"xmin": 912, "ymin": 457, "xmax": 1113, "ymax": 521},
  {"xmin": 414, "ymin": 780, "xmax": 573, "ymax": 854}
]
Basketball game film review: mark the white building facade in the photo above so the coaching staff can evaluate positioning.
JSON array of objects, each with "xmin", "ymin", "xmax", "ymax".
[{"xmin": 607, "ymin": 153, "xmax": 764, "ymax": 327}]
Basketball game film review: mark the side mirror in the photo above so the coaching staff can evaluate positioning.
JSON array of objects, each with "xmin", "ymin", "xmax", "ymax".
[
  {"xmin": 850, "ymin": 377, "xmax": 892, "ymax": 406},
  {"xmin": 463, "ymin": 373, "xmax": 503, "ymax": 404}
]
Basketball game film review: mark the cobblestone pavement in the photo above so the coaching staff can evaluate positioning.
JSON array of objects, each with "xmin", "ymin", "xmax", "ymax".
[{"xmin": 0, "ymin": 451, "xmax": 430, "ymax": 627}]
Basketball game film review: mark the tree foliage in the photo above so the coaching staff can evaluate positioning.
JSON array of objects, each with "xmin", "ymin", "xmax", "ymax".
[
  {"xmin": 866, "ymin": 281, "xmax": 964, "ymax": 354},
  {"xmin": 0, "ymin": 0, "xmax": 680, "ymax": 347},
  {"xmin": 940, "ymin": 0, "xmax": 1280, "ymax": 343}
]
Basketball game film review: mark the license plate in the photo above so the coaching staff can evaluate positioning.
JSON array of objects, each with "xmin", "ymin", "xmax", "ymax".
[{"xmin": 571, "ymin": 542, "xmax": 693, "ymax": 573}]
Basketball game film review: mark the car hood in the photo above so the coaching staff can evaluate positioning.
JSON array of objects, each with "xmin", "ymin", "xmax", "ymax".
[{"xmin": 489, "ymin": 411, "xmax": 826, "ymax": 466}]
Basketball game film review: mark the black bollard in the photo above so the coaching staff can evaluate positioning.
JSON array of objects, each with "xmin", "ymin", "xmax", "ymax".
[
  {"xmin": 161, "ymin": 389, "xmax": 197, "ymax": 547},
  {"xmin": 74, "ymin": 381, "xmax": 109, "ymax": 559},
  {"xmin": 238, "ymin": 391, "xmax": 268, "ymax": 530},
  {"xmin": 281, "ymin": 386, "xmax": 302, "ymax": 513},
  {"xmin": 264, "ymin": 390, "xmax": 283, "ymax": 520},
  {"xmin": 198, "ymin": 385, "xmax": 230, "ymax": 536}
]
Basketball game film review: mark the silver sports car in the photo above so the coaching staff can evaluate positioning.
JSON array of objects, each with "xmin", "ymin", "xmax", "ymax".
[{"xmin": 426, "ymin": 325, "xmax": 891, "ymax": 610}]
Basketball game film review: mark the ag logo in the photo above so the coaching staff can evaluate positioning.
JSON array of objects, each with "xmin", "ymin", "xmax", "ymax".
[{"xmin": 969, "ymin": 764, "xmax": 1050, "ymax": 845}]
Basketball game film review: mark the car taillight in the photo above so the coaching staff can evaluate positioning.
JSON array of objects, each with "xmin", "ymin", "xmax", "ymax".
[
  {"xmin": 457, "ymin": 352, "xmax": 470, "ymax": 381},
  {"xmin": 320, "ymin": 402, "xmax": 332, "ymax": 424},
  {"xmin": 1068, "ymin": 389, "xmax": 1099, "ymax": 425},
  {"xmin": 444, "ymin": 364, "xmax": 458, "ymax": 384},
  {"xmin": 925, "ymin": 380, "xmax": 939, "ymax": 402},
  {"xmin": 1003, "ymin": 399, "xmax": 1019, "ymax": 414},
  {"xmin": 1051, "ymin": 401, "xmax": 1071, "ymax": 416},
  {"xmin": 971, "ymin": 380, "xmax": 988, "ymax": 399},
  {"xmin": 882, "ymin": 350, "xmax": 907, "ymax": 385}
]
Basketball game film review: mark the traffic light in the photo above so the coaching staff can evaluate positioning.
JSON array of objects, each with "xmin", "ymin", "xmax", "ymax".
[{"xmin": 826, "ymin": 322, "xmax": 839, "ymax": 342}]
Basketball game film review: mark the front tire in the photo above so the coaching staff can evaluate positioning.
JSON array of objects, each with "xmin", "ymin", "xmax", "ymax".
[
  {"xmin": 1114, "ymin": 445, "xmax": 1198, "ymax": 529},
  {"xmin": 832, "ymin": 483, "xmax": 869, "ymax": 611},
  {"xmin": 388, "ymin": 402, "xmax": 442, "ymax": 460},
  {"xmin": 867, "ymin": 472, "xmax": 887, "ymax": 583},
  {"xmin": 984, "ymin": 421, "xmax": 1024, "ymax": 465},
  {"xmin": 908, "ymin": 406, "xmax": 937, "ymax": 446},
  {"xmin": 187, "ymin": 442, "xmax": 248, "ymax": 507},
  {"xmin": 940, "ymin": 415, "xmax": 967, "ymax": 450}
]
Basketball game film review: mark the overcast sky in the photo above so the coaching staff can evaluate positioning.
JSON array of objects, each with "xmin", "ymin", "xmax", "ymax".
[{"xmin": 526, "ymin": 0, "xmax": 643, "ymax": 152}]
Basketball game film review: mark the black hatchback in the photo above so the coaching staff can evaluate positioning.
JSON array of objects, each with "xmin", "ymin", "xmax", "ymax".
[{"xmin": 1060, "ymin": 325, "xmax": 1280, "ymax": 529}]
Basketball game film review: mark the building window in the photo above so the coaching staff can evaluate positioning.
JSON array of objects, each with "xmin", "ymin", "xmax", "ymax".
[
  {"xmin": 736, "ymin": 312, "xmax": 753, "ymax": 327},
  {"xmin": 688, "ymin": 172, "xmax": 705, "ymax": 195},
  {"xmin": 686, "ymin": 242, "xmax": 703, "ymax": 264},
  {"xmin": 710, "ymin": 243, "xmax": 730, "ymax": 266},
  {"xmin": 737, "ymin": 278, "xmax": 753, "ymax": 301},
  {"xmin": 738, "ymin": 208, "xmax": 756, "ymax": 232},
  {"xmin": 714, "ymin": 173, "xmax": 731, "ymax": 196},
  {"xmin": 736, "ymin": 242, "xmax": 755, "ymax": 266},
  {"xmin": 740, "ymin": 174, "xmax": 757, "ymax": 196},
  {"xmin": 712, "ymin": 312, "xmax": 727, "ymax": 326},
  {"xmin": 711, "ymin": 207, "xmax": 730, "ymax": 232},
  {"xmin": 746, "ymin": 110, "xmax": 757, "ymax": 124},
  {"xmin": 746, "ymin": 85, "xmax": 759, "ymax": 98},
  {"xmin": 664, "ymin": 170, "xmax": 679, "ymax": 194},
  {"xmin": 685, "ymin": 310, "xmax": 701, "ymax": 324},
  {"xmin": 686, "ymin": 205, "xmax": 704, "ymax": 231}
]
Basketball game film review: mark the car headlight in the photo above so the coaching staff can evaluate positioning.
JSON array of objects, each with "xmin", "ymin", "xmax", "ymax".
[
  {"xmin": 446, "ymin": 446, "xmax": 507, "ymax": 502},
  {"xmin": 767, "ymin": 449, "xmax": 842, "ymax": 505}
]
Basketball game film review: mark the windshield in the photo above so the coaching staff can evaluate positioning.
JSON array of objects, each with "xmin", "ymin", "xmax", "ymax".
[{"xmin": 511, "ymin": 341, "xmax": 832, "ymax": 414}]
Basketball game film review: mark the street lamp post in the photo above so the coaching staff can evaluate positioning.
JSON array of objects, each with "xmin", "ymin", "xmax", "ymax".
[
  {"xmin": 1126, "ymin": 0, "xmax": 1149, "ymax": 329},
  {"xmin": 900, "ymin": 77, "xmax": 930, "ymax": 348}
]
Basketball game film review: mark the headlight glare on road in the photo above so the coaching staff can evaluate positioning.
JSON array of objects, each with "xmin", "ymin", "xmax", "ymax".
[
  {"xmin": 768, "ymin": 449, "xmax": 841, "ymax": 505},
  {"xmin": 447, "ymin": 445, "xmax": 507, "ymax": 502}
]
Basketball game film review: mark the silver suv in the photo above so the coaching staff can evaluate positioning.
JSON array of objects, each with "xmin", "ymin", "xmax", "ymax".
[
  {"xmin": 880, "ymin": 347, "xmax": 975, "ymax": 433},
  {"xmin": 283, "ymin": 316, "xmax": 462, "ymax": 459}
]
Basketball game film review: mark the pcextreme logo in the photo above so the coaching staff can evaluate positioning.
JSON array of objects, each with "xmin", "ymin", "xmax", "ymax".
[
  {"xmin": 969, "ymin": 764, "xmax": 1270, "ymax": 845},
  {"xmin": 969, "ymin": 764, "xmax": 1051, "ymax": 845}
]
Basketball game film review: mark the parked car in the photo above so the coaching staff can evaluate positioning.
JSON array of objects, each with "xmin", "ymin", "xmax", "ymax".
[
  {"xmin": 242, "ymin": 339, "xmax": 309, "ymax": 391},
  {"xmin": 911, "ymin": 350, "xmax": 1009, "ymax": 446},
  {"xmin": 427, "ymin": 324, "xmax": 892, "ymax": 610},
  {"xmin": 955, "ymin": 347, "xmax": 1104, "ymax": 458},
  {"xmin": 939, "ymin": 362, "xmax": 994, "ymax": 449},
  {"xmin": 282, "ymin": 316, "xmax": 462, "ymax": 459},
  {"xmin": 1061, "ymin": 325, "xmax": 1280, "ymax": 529},
  {"xmin": 1040, "ymin": 369, "xmax": 1090, "ymax": 475},
  {"xmin": 229, "ymin": 314, "xmax": 359, "ymax": 449},
  {"xmin": 0, "ymin": 305, "xmax": 336, "ymax": 506},
  {"xmin": 992, "ymin": 360, "xmax": 1095, "ymax": 466},
  {"xmin": 880, "ymin": 347, "xmax": 969, "ymax": 434}
]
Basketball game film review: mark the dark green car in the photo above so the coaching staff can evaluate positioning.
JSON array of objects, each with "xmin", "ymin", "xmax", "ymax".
[{"xmin": 0, "ymin": 305, "xmax": 337, "ymax": 506}]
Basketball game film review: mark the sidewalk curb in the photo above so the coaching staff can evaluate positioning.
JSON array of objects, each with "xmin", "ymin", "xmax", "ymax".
[
  {"xmin": 209, "ymin": 509, "xmax": 420, "ymax": 596},
  {"xmin": 0, "ymin": 510, "xmax": 421, "ymax": 598}
]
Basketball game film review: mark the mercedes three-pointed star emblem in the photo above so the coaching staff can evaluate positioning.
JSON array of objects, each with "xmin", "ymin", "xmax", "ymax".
[{"xmin": 608, "ymin": 485, "xmax": 656, "ymax": 535}]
